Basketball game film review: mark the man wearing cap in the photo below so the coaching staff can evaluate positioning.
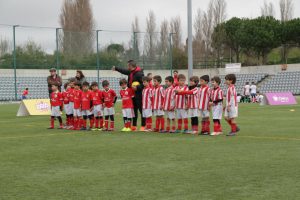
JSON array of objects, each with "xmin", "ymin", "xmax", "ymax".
[
  {"xmin": 47, "ymin": 68, "xmax": 62, "ymax": 97},
  {"xmin": 112, "ymin": 60, "xmax": 146, "ymax": 131}
]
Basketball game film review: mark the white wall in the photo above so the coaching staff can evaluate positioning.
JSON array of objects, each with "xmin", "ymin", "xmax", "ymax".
[{"xmin": 1, "ymin": 63, "xmax": 300, "ymax": 79}]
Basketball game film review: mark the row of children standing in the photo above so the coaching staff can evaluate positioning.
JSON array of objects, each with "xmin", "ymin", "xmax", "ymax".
[
  {"xmin": 140, "ymin": 73, "xmax": 240, "ymax": 136},
  {"xmin": 49, "ymin": 73, "xmax": 240, "ymax": 136}
]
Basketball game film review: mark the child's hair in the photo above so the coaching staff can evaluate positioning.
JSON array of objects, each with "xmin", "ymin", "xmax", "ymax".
[
  {"xmin": 69, "ymin": 77, "xmax": 76, "ymax": 82},
  {"xmin": 153, "ymin": 75, "xmax": 162, "ymax": 83},
  {"xmin": 74, "ymin": 81, "xmax": 81, "ymax": 87},
  {"xmin": 119, "ymin": 78, "xmax": 128, "ymax": 86},
  {"xmin": 190, "ymin": 76, "xmax": 199, "ymax": 85},
  {"xmin": 25, "ymin": 88, "xmax": 28, "ymax": 90},
  {"xmin": 82, "ymin": 81, "xmax": 90, "ymax": 87},
  {"xmin": 64, "ymin": 82, "xmax": 69, "ymax": 89},
  {"xmin": 211, "ymin": 76, "xmax": 221, "ymax": 85},
  {"xmin": 102, "ymin": 80, "xmax": 110, "ymax": 87},
  {"xmin": 147, "ymin": 73, "xmax": 152, "ymax": 77},
  {"xmin": 165, "ymin": 76, "xmax": 174, "ymax": 83},
  {"xmin": 200, "ymin": 75, "xmax": 209, "ymax": 83},
  {"xmin": 90, "ymin": 81, "xmax": 98, "ymax": 87},
  {"xmin": 173, "ymin": 70, "xmax": 178, "ymax": 73},
  {"xmin": 246, "ymin": 82, "xmax": 249, "ymax": 85},
  {"xmin": 225, "ymin": 74, "xmax": 236, "ymax": 84},
  {"xmin": 52, "ymin": 83, "xmax": 59, "ymax": 87},
  {"xmin": 177, "ymin": 74, "xmax": 186, "ymax": 80},
  {"xmin": 142, "ymin": 76, "xmax": 151, "ymax": 82},
  {"xmin": 252, "ymin": 82, "xmax": 255, "ymax": 84}
]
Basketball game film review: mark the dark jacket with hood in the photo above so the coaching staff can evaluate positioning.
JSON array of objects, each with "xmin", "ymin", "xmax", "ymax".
[{"xmin": 115, "ymin": 66, "xmax": 144, "ymax": 99}]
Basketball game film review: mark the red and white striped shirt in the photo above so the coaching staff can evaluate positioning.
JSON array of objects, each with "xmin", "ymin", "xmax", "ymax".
[
  {"xmin": 142, "ymin": 87, "xmax": 153, "ymax": 109},
  {"xmin": 163, "ymin": 86, "xmax": 176, "ymax": 111},
  {"xmin": 198, "ymin": 85, "xmax": 211, "ymax": 110},
  {"xmin": 187, "ymin": 87, "xmax": 199, "ymax": 109},
  {"xmin": 175, "ymin": 85, "xmax": 188, "ymax": 109},
  {"xmin": 152, "ymin": 85, "xmax": 165, "ymax": 110},
  {"xmin": 210, "ymin": 87, "xmax": 223, "ymax": 106},
  {"xmin": 226, "ymin": 84, "xmax": 237, "ymax": 107}
]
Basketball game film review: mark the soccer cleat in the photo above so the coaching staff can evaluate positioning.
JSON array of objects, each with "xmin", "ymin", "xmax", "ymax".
[
  {"xmin": 121, "ymin": 127, "xmax": 127, "ymax": 132},
  {"xmin": 183, "ymin": 130, "xmax": 190, "ymax": 134},
  {"xmin": 236, "ymin": 127, "xmax": 240, "ymax": 133},
  {"xmin": 191, "ymin": 131, "xmax": 198, "ymax": 135},
  {"xmin": 200, "ymin": 132, "xmax": 210, "ymax": 135},
  {"xmin": 131, "ymin": 126, "xmax": 137, "ymax": 131},
  {"xmin": 108, "ymin": 128, "xmax": 114, "ymax": 131},
  {"xmin": 153, "ymin": 128, "xmax": 159, "ymax": 132},
  {"xmin": 91, "ymin": 128, "xmax": 98, "ymax": 131},
  {"xmin": 58, "ymin": 126, "xmax": 63, "ymax": 129},
  {"xmin": 210, "ymin": 132, "xmax": 218, "ymax": 136},
  {"xmin": 226, "ymin": 132, "xmax": 237, "ymax": 136},
  {"xmin": 169, "ymin": 130, "xmax": 176, "ymax": 133},
  {"xmin": 159, "ymin": 130, "xmax": 168, "ymax": 133},
  {"xmin": 139, "ymin": 126, "xmax": 145, "ymax": 132},
  {"xmin": 125, "ymin": 128, "xmax": 132, "ymax": 132},
  {"xmin": 80, "ymin": 127, "xmax": 87, "ymax": 131},
  {"xmin": 144, "ymin": 129, "xmax": 153, "ymax": 132},
  {"xmin": 175, "ymin": 130, "xmax": 182, "ymax": 133},
  {"xmin": 47, "ymin": 127, "xmax": 54, "ymax": 129},
  {"xmin": 97, "ymin": 128, "xmax": 103, "ymax": 131}
]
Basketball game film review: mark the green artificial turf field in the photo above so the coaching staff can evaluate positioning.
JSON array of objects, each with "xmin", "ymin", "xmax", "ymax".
[{"xmin": 0, "ymin": 99, "xmax": 299, "ymax": 200}]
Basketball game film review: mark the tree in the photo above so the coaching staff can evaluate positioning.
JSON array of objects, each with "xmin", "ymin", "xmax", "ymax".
[
  {"xmin": 0, "ymin": 38, "xmax": 11, "ymax": 57},
  {"xmin": 170, "ymin": 16, "xmax": 182, "ymax": 49},
  {"xmin": 280, "ymin": 0, "xmax": 293, "ymax": 22},
  {"xmin": 244, "ymin": 16, "xmax": 281, "ymax": 64},
  {"xmin": 59, "ymin": 0, "xmax": 95, "ymax": 58},
  {"xmin": 261, "ymin": 0, "xmax": 275, "ymax": 17},
  {"xmin": 131, "ymin": 16, "xmax": 140, "ymax": 59},
  {"xmin": 144, "ymin": 10, "xmax": 157, "ymax": 61},
  {"xmin": 160, "ymin": 19, "xmax": 169, "ymax": 57},
  {"xmin": 107, "ymin": 44, "xmax": 125, "ymax": 55},
  {"xmin": 193, "ymin": 9, "xmax": 205, "ymax": 62}
]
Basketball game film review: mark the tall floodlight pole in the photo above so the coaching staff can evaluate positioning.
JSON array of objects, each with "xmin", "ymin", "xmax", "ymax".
[
  {"xmin": 55, "ymin": 28, "xmax": 62, "ymax": 75},
  {"xmin": 168, "ymin": 33, "xmax": 173, "ymax": 76},
  {"xmin": 13, "ymin": 25, "xmax": 19, "ymax": 101},
  {"xmin": 187, "ymin": 0, "xmax": 193, "ymax": 79}
]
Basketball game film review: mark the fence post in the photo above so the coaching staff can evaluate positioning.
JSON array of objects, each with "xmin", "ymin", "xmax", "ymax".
[
  {"xmin": 13, "ymin": 25, "xmax": 19, "ymax": 101},
  {"xmin": 96, "ymin": 30, "xmax": 101, "ymax": 85}
]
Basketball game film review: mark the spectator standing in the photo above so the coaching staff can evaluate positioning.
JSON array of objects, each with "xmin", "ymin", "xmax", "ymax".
[{"xmin": 47, "ymin": 68, "xmax": 62, "ymax": 97}]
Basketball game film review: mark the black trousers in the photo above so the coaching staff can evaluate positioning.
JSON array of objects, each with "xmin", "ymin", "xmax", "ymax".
[{"xmin": 132, "ymin": 96, "xmax": 146, "ymax": 127}]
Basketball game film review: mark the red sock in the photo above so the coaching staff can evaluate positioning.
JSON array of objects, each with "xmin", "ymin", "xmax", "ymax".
[
  {"xmin": 95, "ymin": 118, "xmax": 99, "ymax": 128},
  {"xmin": 171, "ymin": 120, "xmax": 176, "ymax": 131},
  {"xmin": 218, "ymin": 123, "xmax": 222, "ymax": 132},
  {"xmin": 213, "ymin": 121, "xmax": 218, "ymax": 132},
  {"xmin": 90, "ymin": 117, "xmax": 94, "ymax": 128},
  {"xmin": 155, "ymin": 118, "xmax": 160, "ymax": 130},
  {"xmin": 73, "ymin": 118, "xmax": 78, "ymax": 129},
  {"xmin": 110, "ymin": 121, "xmax": 114, "ymax": 129},
  {"xmin": 126, "ymin": 121, "xmax": 131, "ymax": 128},
  {"xmin": 100, "ymin": 118, "xmax": 104, "ymax": 128},
  {"xmin": 230, "ymin": 120, "xmax": 237, "ymax": 132},
  {"xmin": 184, "ymin": 118, "xmax": 188, "ymax": 130},
  {"xmin": 50, "ymin": 117, "xmax": 54, "ymax": 128},
  {"xmin": 70, "ymin": 117, "xmax": 74, "ymax": 126},
  {"xmin": 161, "ymin": 118, "xmax": 165, "ymax": 130},
  {"xmin": 166, "ymin": 119, "xmax": 170, "ymax": 131},
  {"xmin": 105, "ymin": 120, "xmax": 109, "ymax": 129},
  {"xmin": 83, "ymin": 119, "xmax": 87, "ymax": 128},
  {"xmin": 178, "ymin": 119, "xmax": 183, "ymax": 130},
  {"xmin": 201, "ymin": 121, "xmax": 205, "ymax": 132},
  {"xmin": 206, "ymin": 120, "xmax": 210, "ymax": 133},
  {"xmin": 146, "ymin": 117, "xmax": 152, "ymax": 129}
]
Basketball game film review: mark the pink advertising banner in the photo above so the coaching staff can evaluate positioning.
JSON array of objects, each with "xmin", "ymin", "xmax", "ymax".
[{"xmin": 265, "ymin": 92, "xmax": 297, "ymax": 105}]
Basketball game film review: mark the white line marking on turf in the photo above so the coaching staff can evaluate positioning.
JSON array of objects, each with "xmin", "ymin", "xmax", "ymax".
[{"xmin": 239, "ymin": 135, "xmax": 300, "ymax": 141}]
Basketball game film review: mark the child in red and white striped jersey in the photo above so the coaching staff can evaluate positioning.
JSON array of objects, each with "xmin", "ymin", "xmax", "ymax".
[
  {"xmin": 152, "ymin": 75, "xmax": 165, "ymax": 132},
  {"xmin": 176, "ymin": 76, "xmax": 199, "ymax": 134},
  {"xmin": 209, "ymin": 76, "xmax": 224, "ymax": 136},
  {"xmin": 224, "ymin": 74, "xmax": 240, "ymax": 136},
  {"xmin": 174, "ymin": 74, "xmax": 189, "ymax": 133},
  {"xmin": 163, "ymin": 76, "xmax": 176, "ymax": 133},
  {"xmin": 142, "ymin": 76, "xmax": 153, "ymax": 131},
  {"xmin": 198, "ymin": 75, "xmax": 211, "ymax": 135}
]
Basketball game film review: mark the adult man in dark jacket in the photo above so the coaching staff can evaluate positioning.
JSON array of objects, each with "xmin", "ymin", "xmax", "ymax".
[
  {"xmin": 47, "ymin": 68, "xmax": 62, "ymax": 97},
  {"xmin": 112, "ymin": 60, "xmax": 146, "ymax": 131}
]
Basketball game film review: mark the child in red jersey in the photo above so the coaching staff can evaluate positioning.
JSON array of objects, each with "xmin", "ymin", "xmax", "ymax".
[
  {"xmin": 119, "ymin": 79, "xmax": 135, "ymax": 132},
  {"xmin": 142, "ymin": 76, "xmax": 153, "ymax": 131},
  {"xmin": 48, "ymin": 84, "xmax": 63, "ymax": 129},
  {"xmin": 163, "ymin": 76, "xmax": 176, "ymax": 133},
  {"xmin": 90, "ymin": 82, "xmax": 104, "ymax": 131},
  {"xmin": 176, "ymin": 76, "xmax": 200, "ymax": 135},
  {"xmin": 73, "ymin": 81, "xmax": 83, "ymax": 130},
  {"xmin": 67, "ymin": 78, "xmax": 76, "ymax": 129},
  {"xmin": 210, "ymin": 76, "xmax": 224, "ymax": 136},
  {"xmin": 174, "ymin": 74, "xmax": 189, "ymax": 133},
  {"xmin": 102, "ymin": 80, "xmax": 117, "ymax": 131},
  {"xmin": 198, "ymin": 75, "xmax": 211, "ymax": 135},
  {"xmin": 224, "ymin": 74, "xmax": 240, "ymax": 136},
  {"xmin": 147, "ymin": 73, "xmax": 153, "ymax": 88},
  {"xmin": 81, "ymin": 82, "xmax": 94, "ymax": 130},
  {"xmin": 22, "ymin": 88, "xmax": 29, "ymax": 99},
  {"xmin": 62, "ymin": 82, "xmax": 72, "ymax": 128},
  {"xmin": 152, "ymin": 75, "xmax": 166, "ymax": 133}
]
